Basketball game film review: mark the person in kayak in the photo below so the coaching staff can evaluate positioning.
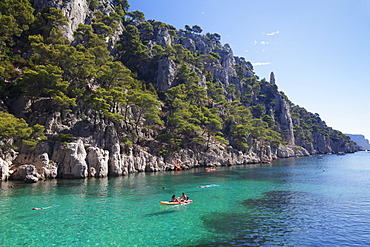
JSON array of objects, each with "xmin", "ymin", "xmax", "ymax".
[
  {"xmin": 180, "ymin": 192, "xmax": 188, "ymax": 201},
  {"xmin": 170, "ymin": 195, "xmax": 180, "ymax": 202}
]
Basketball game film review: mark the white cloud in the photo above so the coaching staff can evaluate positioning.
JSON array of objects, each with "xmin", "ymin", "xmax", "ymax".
[
  {"xmin": 245, "ymin": 50, "xmax": 249, "ymax": 52},
  {"xmin": 261, "ymin": 41, "xmax": 269, "ymax": 45},
  {"xmin": 267, "ymin": 31, "xmax": 280, "ymax": 36},
  {"xmin": 252, "ymin": 62, "xmax": 271, "ymax": 66},
  {"xmin": 253, "ymin": 40, "xmax": 257, "ymax": 45}
]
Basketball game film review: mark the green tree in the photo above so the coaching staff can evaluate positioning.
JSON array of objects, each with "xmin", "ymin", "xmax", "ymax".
[
  {"xmin": 116, "ymin": 24, "xmax": 148, "ymax": 70},
  {"xmin": 206, "ymin": 81, "xmax": 227, "ymax": 106},
  {"xmin": 128, "ymin": 90, "xmax": 163, "ymax": 141},
  {"xmin": 200, "ymin": 106, "xmax": 225, "ymax": 147},
  {"xmin": 111, "ymin": 0, "xmax": 130, "ymax": 12},
  {"xmin": 96, "ymin": 61, "xmax": 134, "ymax": 89},
  {"xmin": 29, "ymin": 8, "xmax": 68, "ymax": 43},
  {"xmin": 0, "ymin": 112, "xmax": 46, "ymax": 150},
  {"xmin": 0, "ymin": 0, "xmax": 35, "ymax": 46},
  {"xmin": 192, "ymin": 25, "xmax": 202, "ymax": 33},
  {"xmin": 21, "ymin": 64, "xmax": 76, "ymax": 107},
  {"xmin": 28, "ymin": 30, "xmax": 100, "ymax": 99},
  {"xmin": 224, "ymin": 101, "xmax": 253, "ymax": 149},
  {"xmin": 251, "ymin": 104, "xmax": 265, "ymax": 118},
  {"xmin": 88, "ymin": 0, "xmax": 99, "ymax": 10},
  {"xmin": 139, "ymin": 21, "xmax": 154, "ymax": 42},
  {"xmin": 184, "ymin": 25, "xmax": 192, "ymax": 32},
  {"xmin": 167, "ymin": 98, "xmax": 201, "ymax": 135},
  {"xmin": 226, "ymin": 84, "xmax": 240, "ymax": 100},
  {"xmin": 206, "ymin": 33, "xmax": 221, "ymax": 42},
  {"xmin": 0, "ymin": 0, "xmax": 35, "ymax": 80},
  {"xmin": 91, "ymin": 10, "xmax": 121, "ymax": 36},
  {"xmin": 151, "ymin": 44, "xmax": 165, "ymax": 59},
  {"xmin": 74, "ymin": 24, "xmax": 112, "ymax": 66},
  {"xmin": 87, "ymin": 87, "xmax": 112, "ymax": 115},
  {"xmin": 124, "ymin": 10, "xmax": 145, "ymax": 25},
  {"xmin": 262, "ymin": 114, "xmax": 275, "ymax": 127},
  {"xmin": 170, "ymin": 44, "xmax": 196, "ymax": 64}
]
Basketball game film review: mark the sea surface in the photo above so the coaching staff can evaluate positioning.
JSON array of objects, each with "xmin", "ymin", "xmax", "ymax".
[{"xmin": 1, "ymin": 152, "xmax": 370, "ymax": 246}]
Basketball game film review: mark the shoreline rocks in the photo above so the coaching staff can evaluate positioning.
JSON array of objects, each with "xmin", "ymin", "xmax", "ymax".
[{"xmin": 1, "ymin": 136, "xmax": 311, "ymax": 182}]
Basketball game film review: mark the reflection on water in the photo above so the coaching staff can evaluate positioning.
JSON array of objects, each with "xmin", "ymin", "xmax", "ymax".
[{"xmin": 144, "ymin": 205, "xmax": 186, "ymax": 217}]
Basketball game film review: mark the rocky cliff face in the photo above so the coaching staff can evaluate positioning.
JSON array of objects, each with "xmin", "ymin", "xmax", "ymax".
[
  {"xmin": 32, "ymin": 0, "xmax": 90, "ymax": 41},
  {"xmin": 0, "ymin": 0, "xmax": 360, "ymax": 182},
  {"xmin": 3, "ymin": 96, "xmax": 284, "ymax": 182},
  {"xmin": 31, "ymin": 0, "xmax": 123, "ymax": 49}
]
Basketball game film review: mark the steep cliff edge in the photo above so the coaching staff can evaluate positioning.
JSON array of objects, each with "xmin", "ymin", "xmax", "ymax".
[
  {"xmin": 0, "ymin": 0, "xmax": 360, "ymax": 182},
  {"xmin": 346, "ymin": 134, "xmax": 370, "ymax": 150}
]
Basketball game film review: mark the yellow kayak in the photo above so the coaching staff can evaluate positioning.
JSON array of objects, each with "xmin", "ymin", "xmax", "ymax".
[{"xmin": 159, "ymin": 200, "xmax": 193, "ymax": 205}]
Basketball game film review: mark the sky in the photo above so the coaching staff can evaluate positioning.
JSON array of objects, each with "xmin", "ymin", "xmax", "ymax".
[{"xmin": 129, "ymin": 0, "xmax": 370, "ymax": 141}]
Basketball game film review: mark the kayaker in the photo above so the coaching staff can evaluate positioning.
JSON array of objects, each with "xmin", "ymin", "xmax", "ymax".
[
  {"xmin": 170, "ymin": 195, "xmax": 180, "ymax": 202},
  {"xmin": 180, "ymin": 192, "xmax": 188, "ymax": 201}
]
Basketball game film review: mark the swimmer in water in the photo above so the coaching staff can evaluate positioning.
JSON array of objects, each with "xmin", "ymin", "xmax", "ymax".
[
  {"xmin": 198, "ymin": 184, "xmax": 220, "ymax": 188},
  {"xmin": 32, "ymin": 206, "xmax": 52, "ymax": 210}
]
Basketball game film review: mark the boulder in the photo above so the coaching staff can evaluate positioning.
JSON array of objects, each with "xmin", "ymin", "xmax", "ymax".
[
  {"xmin": 11, "ymin": 165, "xmax": 41, "ymax": 183},
  {"xmin": 180, "ymin": 38, "xmax": 196, "ymax": 52},
  {"xmin": 52, "ymin": 139, "xmax": 88, "ymax": 178},
  {"xmin": 108, "ymin": 142, "xmax": 124, "ymax": 176},
  {"xmin": 155, "ymin": 26, "xmax": 172, "ymax": 47},
  {"xmin": 277, "ymin": 145, "xmax": 310, "ymax": 158},
  {"xmin": 86, "ymin": 147, "xmax": 109, "ymax": 178},
  {"xmin": 15, "ymin": 141, "xmax": 58, "ymax": 179}
]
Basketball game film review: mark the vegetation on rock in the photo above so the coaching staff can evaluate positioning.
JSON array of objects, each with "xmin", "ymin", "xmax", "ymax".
[{"xmin": 0, "ymin": 0, "xmax": 358, "ymax": 168}]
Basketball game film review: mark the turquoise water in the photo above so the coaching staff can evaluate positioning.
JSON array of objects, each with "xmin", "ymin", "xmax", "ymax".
[{"xmin": 1, "ymin": 152, "xmax": 370, "ymax": 246}]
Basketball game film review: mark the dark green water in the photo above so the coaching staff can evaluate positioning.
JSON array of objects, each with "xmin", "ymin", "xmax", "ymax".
[{"xmin": 1, "ymin": 152, "xmax": 370, "ymax": 246}]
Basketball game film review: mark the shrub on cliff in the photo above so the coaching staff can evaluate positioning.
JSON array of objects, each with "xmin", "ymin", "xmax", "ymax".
[{"xmin": 0, "ymin": 112, "xmax": 46, "ymax": 150}]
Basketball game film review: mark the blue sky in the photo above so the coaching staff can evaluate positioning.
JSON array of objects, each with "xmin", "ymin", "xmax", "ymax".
[{"xmin": 129, "ymin": 0, "xmax": 370, "ymax": 141}]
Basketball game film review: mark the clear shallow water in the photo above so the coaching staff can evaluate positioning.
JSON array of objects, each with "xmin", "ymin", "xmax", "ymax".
[{"xmin": 1, "ymin": 152, "xmax": 370, "ymax": 246}]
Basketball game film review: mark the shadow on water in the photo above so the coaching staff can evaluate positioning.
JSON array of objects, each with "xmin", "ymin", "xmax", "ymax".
[
  {"xmin": 242, "ymin": 190, "xmax": 320, "ymax": 209},
  {"xmin": 193, "ymin": 190, "xmax": 325, "ymax": 246},
  {"xmin": 145, "ymin": 210, "xmax": 178, "ymax": 217}
]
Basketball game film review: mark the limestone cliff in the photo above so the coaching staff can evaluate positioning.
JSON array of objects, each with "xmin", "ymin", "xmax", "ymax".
[
  {"xmin": 0, "ymin": 0, "xmax": 360, "ymax": 182},
  {"xmin": 4, "ymin": 97, "xmax": 281, "ymax": 182}
]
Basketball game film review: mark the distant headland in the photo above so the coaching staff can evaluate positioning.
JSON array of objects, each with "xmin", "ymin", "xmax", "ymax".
[{"xmin": 346, "ymin": 134, "xmax": 370, "ymax": 150}]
